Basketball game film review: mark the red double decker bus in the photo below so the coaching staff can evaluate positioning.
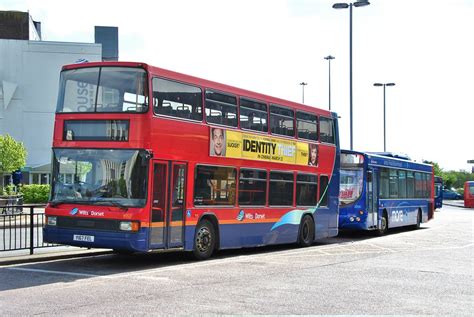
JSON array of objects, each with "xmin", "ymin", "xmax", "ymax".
[
  {"xmin": 464, "ymin": 181, "xmax": 474, "ymax": 208},
  {"xmin": 43, "ymin": 61, "xmax": 340, "ymax": 259}
]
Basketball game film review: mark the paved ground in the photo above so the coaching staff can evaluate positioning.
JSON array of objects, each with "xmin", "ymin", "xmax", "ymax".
[
  {"xmin": 443, "ymin": 199, "xmax": 468, "ymax": 208},
  {"xmin": 0, "ymin": 204, "xmax": 472, "ymax": 315}
]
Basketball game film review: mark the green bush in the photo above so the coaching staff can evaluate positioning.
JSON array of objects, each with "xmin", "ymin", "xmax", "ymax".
[
  {"xmin": 0, "ymin": 184, "xmax": 17, "ymax": 196},
  {"xmin": 21, "ymin": 184, "xmax": 50, "ymax": 204}
]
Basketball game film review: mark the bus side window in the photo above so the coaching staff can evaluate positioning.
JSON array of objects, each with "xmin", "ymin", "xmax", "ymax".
[
  {"xmin": 379, "ymin": 168, "xmax": 389, "ymax": 199},
  {"xmin": 320, "ymin": 117, "xmax": 335, "ymax": 144},
  {"xmin": 296, "ymin": 111, "xmax": 318, "ymax": 141},
  {"xmin": 270, "ymin": 105, "xmax": 294, "ymax": 137},
  {"xmin": 194, "ymin": 165, "xmax": 236, "ymax": 206},
  {"xmin": 152, "ymin": 77, "xmax": 203, "ymax": 121},
  {"xmin": 205, "ymin": 90, "xmax": 238, "ymax": 127},
  {"xmin": 319, "ymin": 175, "xmax": 329, "ymax": 207},
  {"xmin": 240, "ymin": 98, "xmax": 268, "ymax": 133}
]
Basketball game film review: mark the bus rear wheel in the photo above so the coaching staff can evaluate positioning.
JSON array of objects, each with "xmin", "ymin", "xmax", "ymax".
[
  {"xmin": 193, "ymin": 219, "xmax": 216, "ymax": 260},
  {"xmin": 112, "ymin": 249, "xmax": 135, "ymax": 255},
  {"xmin": 377, "ymin": 212, "xmax": 388, "ymax": 236},
  {"xmin": 298, "ymin": 215, "xmax": 315, "ymax": 247},
  {"xmin": 415, "ymin": 209, "xmax": 422, "ymax": 229}
]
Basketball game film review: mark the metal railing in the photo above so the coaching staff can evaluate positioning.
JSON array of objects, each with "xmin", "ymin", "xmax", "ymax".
[{"xmin": 1, "ymin": 204, "xmax": 59, "ymax": 254}]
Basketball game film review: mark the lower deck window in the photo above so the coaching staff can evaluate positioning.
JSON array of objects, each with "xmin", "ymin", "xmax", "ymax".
[
  {"xmin": 269, "ymin": 171, "xmax": 294, "ymax": 206},
  {"xmin": 239, "ymin": 169, "xmax": 267, "ymax": 206},
  {"xmin": 319, "ymin": 175, "xmax": 329, "ymax": 207},
  {"xmin": 296, "ymin": 173, "xmax": 318, "ymax": 206},
  {"xmin": 194, "ymin": 165, "xmax": 236, "ymax": 206}
]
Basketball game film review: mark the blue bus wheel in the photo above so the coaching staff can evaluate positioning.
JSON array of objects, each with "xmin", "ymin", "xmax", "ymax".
[
  {"xmin": 298, "ymin": 215, "xmax": 315, "ymax": 247},
  {"xmin": 113, "ymin": 249, "xmax": 135, "ymax": 255},
  {"xmin": 415, "ymin": 209, "xmax": 422, "ymax": 229},
  {"xmin": 377, "ymin": 211, "xmax": 388, "ymax": 236}
]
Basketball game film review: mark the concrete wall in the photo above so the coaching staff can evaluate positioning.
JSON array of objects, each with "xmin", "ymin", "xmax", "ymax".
[{"xmin": 0, "ymin": 39, "xmax": 101, "ymax": 168}]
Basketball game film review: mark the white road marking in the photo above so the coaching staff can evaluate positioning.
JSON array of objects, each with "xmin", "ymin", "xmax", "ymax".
[{"xmin": 6, "ymin": 267, "xmax": 104, "ymax": 278}]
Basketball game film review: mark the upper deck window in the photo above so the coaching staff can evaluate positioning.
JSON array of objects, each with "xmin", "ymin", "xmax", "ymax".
[
  {"xmin": 57, "ymin": 67, "xmax": 148, "ymax": 113},
  {"xmin": 297, "ymin": 111, "xmax": 318, "ymax": 141},
  {"xmin": 153, "ymin": 78, "xmax": 203, "ymax": 121},
  {"xmin": 240, "ymin": 98, "xmax": 268, "ymax": 132},
  {"xmin": 270, "ymin": 105, "xmax": 294, "ymax": 137},
  {"xmin": 205, "ymin": 90, "xmax": 238, "ymax": 127},
  {"xmin": 320, "ymin": 117, "xmax": 335, "ymax": 144}
]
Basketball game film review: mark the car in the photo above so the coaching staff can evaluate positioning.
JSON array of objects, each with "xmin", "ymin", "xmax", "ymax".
[{"xmin": 442, "ymin": 189, "xmax": 462, "ymax": 200}]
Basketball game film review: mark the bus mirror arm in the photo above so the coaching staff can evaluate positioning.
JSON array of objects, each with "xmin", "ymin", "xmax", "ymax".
[{"xmin": 141, "ymin": 150, "xmax": 153, "ymax": 167}]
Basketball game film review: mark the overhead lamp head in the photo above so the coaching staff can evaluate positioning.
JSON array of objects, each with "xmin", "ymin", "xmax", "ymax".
[
  {"xmin": 386, "ymin": 83, "xmax": 396, "ymax": 86},
  {"xmin": 353, "ymin": 1, "xmax": 370, "ymax": 7},
  {"xmin": 324, "ymin": 55, "xmax": 335, "ymax": 60},
  {"xmin": 333, "ymin": 3, "xmax": 349, "ymax": 9},
  {"xmin": 373, "ymin": 83, "xmax": 383, "ymax": 87}
]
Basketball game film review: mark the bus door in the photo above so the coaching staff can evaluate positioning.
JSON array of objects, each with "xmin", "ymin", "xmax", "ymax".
[
  {"xmin": 366, "ymin": 169, "xmax": 378, "ymax": 229},
  {"xmin": 149, "ymin": 161, "xmax": 187, "ymax": 249}
]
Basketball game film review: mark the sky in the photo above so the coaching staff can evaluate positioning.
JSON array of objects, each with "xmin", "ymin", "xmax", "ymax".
[{"xmin": 2, "ymin": 0, "xmax": 473, "ymax": 172}]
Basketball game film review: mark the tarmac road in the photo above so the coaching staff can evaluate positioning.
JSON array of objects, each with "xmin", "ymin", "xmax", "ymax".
[{"xmin": 0, "ymin": 204, "xmax": 472, "ymax": 315}]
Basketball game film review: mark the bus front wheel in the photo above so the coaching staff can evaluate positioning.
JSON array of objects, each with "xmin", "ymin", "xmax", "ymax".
[
  {"xmin": 298, "ymin": 215, "xmax": 315, "ymax": 247},
  {"xmin": 193, "ymin": 219, "xmax": 216, "ymax": 260}
]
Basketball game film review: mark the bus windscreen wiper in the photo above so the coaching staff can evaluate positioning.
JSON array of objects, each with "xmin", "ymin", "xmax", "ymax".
[
  {"xmin": 90, "ymin": 200, "xmax": 129, "ymax": 211},
  {"xmin": 49, "ymin": 200, "xmax": 83, "ymax": 207}
]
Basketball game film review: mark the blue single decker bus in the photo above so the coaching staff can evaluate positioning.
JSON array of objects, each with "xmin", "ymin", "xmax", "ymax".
[
  {"xmin": 434, "ymin": 176, "xmax": 443, "ymax": 209},
  {"xmin": 339, "ymin": 150, "xmax": 434, "ymax": 234}
]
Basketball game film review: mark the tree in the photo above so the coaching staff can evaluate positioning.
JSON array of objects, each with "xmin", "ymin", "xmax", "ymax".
[
  {"xmin": 422, "ymin": 160, "xmax": 474, "ymax": 190},
  {"xmin": 423, "ymin": 160, "xmax": 443, "ymax": 176},
  {"xmin": 0, "ymin": 134, "xmax": 27, "ymax": 174}
]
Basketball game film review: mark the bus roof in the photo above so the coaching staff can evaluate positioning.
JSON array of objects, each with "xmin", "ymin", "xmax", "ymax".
[
  {"xmin": 341, "ymin": 149, "xmax": 432, "ymax": 172},
  {"xmin": 61, "ymin": 61, "xmax": 333, "ymax": 117},
  {"xmin": 368, "ymin": 152, "xmax": 411, "ymax": 160}
]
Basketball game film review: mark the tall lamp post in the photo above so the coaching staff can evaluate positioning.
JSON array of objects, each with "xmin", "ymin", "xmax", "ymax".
[
  {"xmin": 324, "ymin": 55, "xmax": 335, "ymax": 111},
  {"xmin": 373, "ymin": 82, "xmax": 395, "ymax": 152},
  {"xmin": 333, "ymin": 0, "xmax": 370, "ymax": 150},
  {"xmin": 300, "ymin": 82, "xmax": 308, "ymax": 104}
]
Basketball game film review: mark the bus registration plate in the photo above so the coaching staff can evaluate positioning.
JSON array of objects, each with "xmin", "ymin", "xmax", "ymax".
[{"xmin": 73, "ymin": 234, "xmax": 94, "ymax": 242}]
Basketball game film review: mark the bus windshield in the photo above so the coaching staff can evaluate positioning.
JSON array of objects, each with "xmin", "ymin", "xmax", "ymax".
[
  {"xmin": 56, "ymin": 66, "xmax": 148, "ymax": 113},
  {"xmin": 51, "ymin": 149, "xmax": 148, "ymax": 207},
  {"xmin": 339, "ymin": 168, "xmax": 364, "ymax": 206}
]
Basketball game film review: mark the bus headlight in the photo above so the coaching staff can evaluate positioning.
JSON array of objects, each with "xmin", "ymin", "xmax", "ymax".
[
  {"xmin": 47, "ymin": 216, "xmax": 57, "ymax": 226},
  {"xmin": 119, "ymin": 221, "xmax": 140, "ymax": 232}
]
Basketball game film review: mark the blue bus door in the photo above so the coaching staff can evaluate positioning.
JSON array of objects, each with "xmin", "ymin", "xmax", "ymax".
[
  {"xmin": 150, "ymin": 161, "xmax": 186, "ymax": 249},
  {"xmin": 367, "ymin": 169, "xmax": 378, "ymax": 229}
]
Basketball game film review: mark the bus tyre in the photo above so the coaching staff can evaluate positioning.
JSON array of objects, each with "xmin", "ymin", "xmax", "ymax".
[
  {"xmin": 377, "ymin": 212, "xmax": 388, "ymax": 236},
  {"xmin": 298, "ymin": 215, "xmax": 315, "ymax": 247},
  {"xmin": 415, "ymin": 209, "xmax": 422, "ymax": 229},
  {"xmin": 113, "ymin": 249, "xmax": 135, "ymax": 255},
  {"xmin": 193, "ymin": 219, "xmax": 216, "ymax": 260}
]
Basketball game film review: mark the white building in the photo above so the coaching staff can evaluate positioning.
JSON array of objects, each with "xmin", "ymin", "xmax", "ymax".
[{"xmin": 0, "ymin": 39, "xmax": 101, "ymax": 185}]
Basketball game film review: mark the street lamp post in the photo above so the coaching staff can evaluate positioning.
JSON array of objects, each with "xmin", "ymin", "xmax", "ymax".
[
  {"xmin": 333, "ymin": 0, "xmax": 370, "ymax": 150},
  {"xmin": 374, "ymin": 82, "xmax": 395, "ymax": 152},
  {"xmin": 300, "ymin": 82, "xmax": 308, "ymax": 104},
  {"xmin": 324, "ymin": 55, "xmax": 335, "ymax": 111}
]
